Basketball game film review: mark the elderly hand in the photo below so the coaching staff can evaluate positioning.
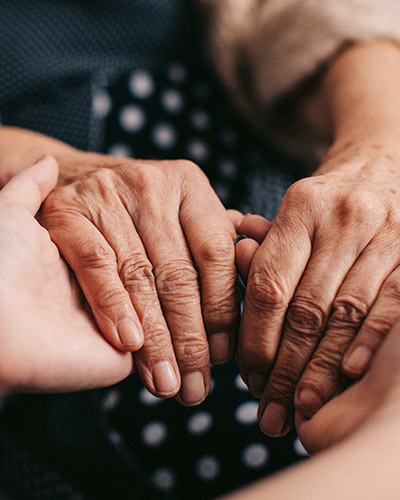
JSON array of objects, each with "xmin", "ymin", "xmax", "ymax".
[
  {"xmin": 231, "ymin": 141, "xmax": 400, "ymax": 436},
  {"xmin": 0, "ymin": 156, "xmax": 133, "ymax": 393},
  {"xmin": 40, "ymin": 153, "xmax": 238, "ymax": 405}
]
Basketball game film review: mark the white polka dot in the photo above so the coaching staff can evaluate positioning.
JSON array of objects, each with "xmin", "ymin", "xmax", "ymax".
[
  {"xmin": 168, "ymin": 63, "xmax": 187, "ymax": 83},
  {"xmin": 235, "ymin": 401, "xmax": 258, "ymax": 425},
  {"xmin": 101, "ymin": 388, "xmax": 121, "ymax": 412},
  {"xmin": 139, "ymin": 387, "xmax": 163, "ymax": 406},
  {"xmin": 92, "ymin": 90, "xmax": 112, "ymax": 118},
  {"xmin": 109, "ymin": 430, "xmax": 123, "ymax": 447},
  {"xmin": 219, "ymin": 158, "xmax": 238, "ymax": 179},
  {"xmin": 141, "ymin": 421, "xmax": 168, "ymax": 447},
  {"xmin": 119, "ymin": 104, "xmax": 146, "ymax": 133},
  {"xmin": 190, "ymin": 109, "xmax": 211, "ymax": 131},
  {"xmin": 152, "ymin": 123, "xmax": 177, "ymax": 149},
  {"xmin": 129, "ymin": 70, "xmax": 155, "ymax": 99},
  {"xmin": 242, "ymin": 443, "xmax": 269, "ymax": 469},
  {"xmin": 234, "ymin": 374, "xmax": 249, "ymax": 392},
  {"xmin": 187, "ymin": 412, "xmax": 213, "ymax": 436},
  {"xmin": 152, "ymin": 467, "xmax": 176, "ymax": 492},
  {"xmin": 293, "ymin": 437, "xmax": 309, "ymax": 457},
  {"xmin": 108, "ymin": 142, "xmax": 133, "ymax": 158},
  {"xmin": 195, "ymin": 455, "xmax": 220, "ymax": 481},
  {"xmin": 187, "ymin": 138, "xmax": 210, "ymax": 162},
  {"xmin": 161, "ymin": 89, "xmax": 184, "ymax": 113}
]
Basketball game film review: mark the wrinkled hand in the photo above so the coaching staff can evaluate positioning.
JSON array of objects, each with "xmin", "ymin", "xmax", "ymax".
[
  {"xmin": 0, "ymin": 157, "xmax": 133, "ymax": 393},
  {"xmin": 232, "ymin": 145, "xmax": 400, "ymax": 436},
  {"xmin": 296, "ymin": 315, "xmax": 400, "ymax": 455},
  {"xmin": 41, "ymin": 155, "xmax": 238, "ymax": 405}
]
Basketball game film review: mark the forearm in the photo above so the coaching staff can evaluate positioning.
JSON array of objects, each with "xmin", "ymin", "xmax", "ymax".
[
  {"xmin": 224, "ymin": 403, "xmax": 400, "ymax": 500},
  {"xmin": 0, "ymin": 126, "xmax": 112, "ymax": 186},
  {"xmin": 303, "ymin": 40, "xmax": 400, "ymax": 171}
]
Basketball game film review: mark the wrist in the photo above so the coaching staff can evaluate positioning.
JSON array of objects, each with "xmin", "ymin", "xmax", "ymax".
[{"xmin": 302, "ymin": 40, "xmax": 400, "ymax": 146}]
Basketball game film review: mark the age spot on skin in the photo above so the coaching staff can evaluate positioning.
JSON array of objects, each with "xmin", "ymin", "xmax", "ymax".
[{"xmin": 389, "ymin": 189, "xmax": 396, "ymax": 195}]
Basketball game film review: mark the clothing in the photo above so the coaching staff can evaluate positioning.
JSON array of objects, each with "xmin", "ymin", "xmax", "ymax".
[
  {"xmin": 202, "ymin": 0, "xmax": 400, "ymax": 165},
  {"xmin": 1, "ymin": 0, "xmax": 399, "ymax": 498}
]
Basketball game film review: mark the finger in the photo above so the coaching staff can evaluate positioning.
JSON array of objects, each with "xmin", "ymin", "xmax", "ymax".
[
  {"xmin": 180, "ymin": 166, "xmax": 240, "ymax": 366},
  {"xmin": 237, "ymin": 214, "xmax": 272, "ymax": 244},
  {"xmin": 238, "ymin": 202, "xmax": 313, "ymax": 401},
  {"xmin": 235, "ymin": 217, "xmax": 272, "ymax": 282},
  {"xmin": 235, "ymin": 238, "xmax": 260, "ymax": 283},
  {"xmin": 0, "ymin": 156, "xmax": 58, "ymax": 214},
  {"xmin": 85, "ymin": 203, "xmax": 182, "ymax": 400},
  {"xmin": 342, "ymin": 264, "xmax": 400, "ymax": 378},
  {"xmin": 257, "ymin": 228, "xmax": 369, "ymax": 437},
  {"xmin": 227, "ymin": 209, "xmax": 244, "ymax": 229},
  {"xmin": 294, "ymin": 237, "xmax": 399, "ymax": 419},
  {"xmin": 42, "ymin": 210, "xmax": 145, "ymax": 353},
  {"xmin": 132, "ymin": 204, "xmax": 210, "ymax": 406}
]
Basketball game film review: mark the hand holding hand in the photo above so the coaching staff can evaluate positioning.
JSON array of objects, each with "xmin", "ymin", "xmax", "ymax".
[
  {"xmin": 41, "ymin": 155, "xmax": 239, "ymax": 405},
  {"xmin": 0, "ymin": 156, "xmax": 134, "ymax": 393}
]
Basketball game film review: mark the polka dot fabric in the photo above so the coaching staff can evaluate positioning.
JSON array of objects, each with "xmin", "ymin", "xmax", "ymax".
[
  {"xmin": 100, "ymin": 61, "xmax": 296, "ymax": 217},
  {"xmin": 91, "ymin": 59, "xmax": 306, "ymax": 500}
]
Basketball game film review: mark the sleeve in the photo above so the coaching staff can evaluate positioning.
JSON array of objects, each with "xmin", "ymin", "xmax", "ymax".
[{"xmin": 200, "ymin": 0, "xmax": 400, "ymax": 167}]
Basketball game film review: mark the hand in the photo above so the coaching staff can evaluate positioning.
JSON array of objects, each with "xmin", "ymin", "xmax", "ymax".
[
  {"xmin": 0, "ymin": 156, "xmax": 133, "ymax": 393},
  {"xmin": 233, "ymin": 143, "xmax": 400, "ymax": 436},
  {"xmin": 296, "ymin": 314, "xmax": 400, "ymax": 455},
  {"xmin": 40, "ymin": 154, "xmax": 238, "ymax": 405}
]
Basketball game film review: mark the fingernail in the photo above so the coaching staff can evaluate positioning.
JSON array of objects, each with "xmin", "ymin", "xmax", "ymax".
[
  {"xmin": 152, "ymin": 361, "xmax": 179, "ymax": 396},
  {"xmin": 117, "ymin": 318, "xmax": 143, "ymax": 350},
  {"xmin": 248, "ymin": 373, "xmax": 267, "ymax": 398},
  {"xmin": 180, "ymin": 372, "xmax": 205, "ymax": 405},
  {"xmin": 210, "ymin": 333, "xmax": 230, "ymax": 364},
  {"xmin": 296, "ymin": 388, "xmax": 323, "ymax": 411},
  {"xmin": 260, "ymin": 402, "xmax": 287, "ymax": 437},
  {"xmin": 343, "ymin": 346, "xmax": 372, "ymax": 376}
]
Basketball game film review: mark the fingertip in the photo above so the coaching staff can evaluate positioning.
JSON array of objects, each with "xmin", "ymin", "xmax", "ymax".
[
  {"xmin": 117, "ymin": 318, "xmax": 145, "ymax": 352},
  {"xmin": 235, "ymin": 237, "xmax": 259, "ymax": 283},
  {"xmin": 238, "ymin": 214, "xmax": 272, "ymax": 244}
]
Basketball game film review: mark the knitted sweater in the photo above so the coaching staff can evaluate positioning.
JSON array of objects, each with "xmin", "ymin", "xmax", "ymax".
[{"xmin": 202, "ymin": 0, "xmax": 400, "ymax": 165}]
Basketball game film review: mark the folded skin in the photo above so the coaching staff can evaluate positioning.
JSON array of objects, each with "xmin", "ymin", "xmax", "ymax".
[
  {"xmin": 0, "ymin": 127, "xmax": 239, "ymax": 406},
  {"xmin": 235, "ymin": 40, "xmax": 400, "ymax": 436},
  {"xmin": 0, "ymin": 156, "xmax": 134, "ymax": 393}
]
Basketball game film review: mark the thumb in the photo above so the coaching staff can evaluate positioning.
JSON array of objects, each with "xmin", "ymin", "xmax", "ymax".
[{"xmin": 0, "ymin": 155, "xmax": 59, "ymax": 215}]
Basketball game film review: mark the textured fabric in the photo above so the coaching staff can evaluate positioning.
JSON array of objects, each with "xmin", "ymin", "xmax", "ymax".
[
  {"xmin": 0, "ymin": 0, "xmax": 196, "ymax": 150},
  {"xmin": 201, "ymin": 0, "xmax": 400, "ymax": 166}
]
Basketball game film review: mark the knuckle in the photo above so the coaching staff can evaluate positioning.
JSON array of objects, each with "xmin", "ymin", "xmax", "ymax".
[
  {"xmin": 246, "ymin": 270, "xmax": 287, "ymax": 313},
  {"xmin": 267, "ymin": 369, "xmax": 298, "ymax": 404},
  {"xmin": 95, "ymin": 283, "xmax": 128, "ymax": 312},
  {"xmin": 174, "ymin": 336, "xmax": 210, "ymax": 367},
  {"xmin": 384, "ymin": 278, "xmax": 400, "ymax": 302},
  {"xmin": 77, "ymin": 240, "xmax": 115, "ymax": 270},
  {"xmin": 198, "ymin": 236, "xmax": 234, "ymax": 265},
  {"xmin": 285, "ymin": 298, "xmax": 324, "ymax": 339},
  {"xmin": 202, "ymin": 292, "xmax": 239, "ymax": 333},
  {"xmin": 141, "ymin": 326, "xmax": 171, "ymax": 351},
  {"xmin": 284, "ymin": 178, "xmax": 318, "ymax": 204},
  {"xmin": 330, "ymin": 296, "xmax": 369, "ymax": 330},
  {"xmin": 119, "ymin": 256, "xmax": 155, "ymax": 294},
  {"xmin": 362, "ymin": 314, "xmax": 395, "ymax": 341},
  {"xmin": 155, "ymin": 260, "xmax": 199, "ymax": 296}
]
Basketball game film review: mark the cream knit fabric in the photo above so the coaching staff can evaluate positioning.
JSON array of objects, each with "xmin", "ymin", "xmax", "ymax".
[{"xmin": 202, "ymin": 0, "xmax": 400, "ymax": 167}]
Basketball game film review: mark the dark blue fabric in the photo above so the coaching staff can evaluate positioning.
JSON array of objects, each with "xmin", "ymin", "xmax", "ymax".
[{"xmin": 0, "ymin": 0, "xmax": 196, "ymax": 149}]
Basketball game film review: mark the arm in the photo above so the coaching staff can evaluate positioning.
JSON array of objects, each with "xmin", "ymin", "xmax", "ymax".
[{"xmin": 204, "ymin": 0, "xmax": 400, "ymax": 434}]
